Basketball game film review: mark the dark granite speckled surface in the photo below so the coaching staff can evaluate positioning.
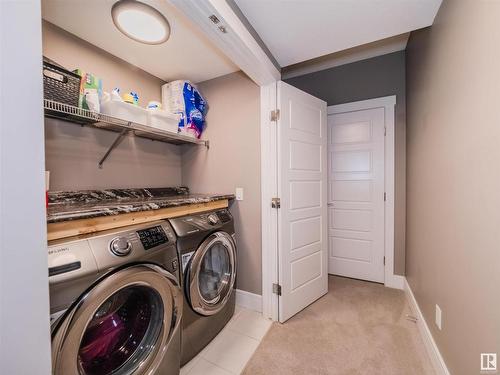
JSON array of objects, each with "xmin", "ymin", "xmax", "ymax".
[{"xmin": 47, "ymin": 187, "xmax": 234, "ymax": 224}]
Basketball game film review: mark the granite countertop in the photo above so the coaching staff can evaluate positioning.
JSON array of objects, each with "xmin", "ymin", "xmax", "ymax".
[{"xmin": 47, "ymin": 187, "xmax": 234, "ymax": 224}]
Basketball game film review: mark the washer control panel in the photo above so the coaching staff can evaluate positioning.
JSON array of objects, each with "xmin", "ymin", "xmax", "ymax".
[
  {"xmin": 48, "ymin": 220, "xmax": 177, "ymax": 283},
  {"xmin": 136, "ymin": 225, "xmax": 169, "ymax": 250},
  {"xmin": 109, "ymin": 236, "xmax": 132, "ymax": 256},
  {"xmin": 207, "ymin": 213, "xmax": 219, "ymax": 225}
]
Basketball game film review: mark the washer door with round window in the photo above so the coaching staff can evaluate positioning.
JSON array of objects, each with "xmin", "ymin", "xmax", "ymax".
[
  {"xmin": 187, "ymin": 231, "xmax": 237, "ymax": 316},
  {"xmin": 51, "ymin": 264, "xmax": 182, "ymax": 375}
]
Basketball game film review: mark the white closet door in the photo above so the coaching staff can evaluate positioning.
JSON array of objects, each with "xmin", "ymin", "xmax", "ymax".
[
  {"xmin": 328, "ymin": 107, "xmax": 385, "ymax": 283},
  {"xmin": 277, "ymin": 81, "xmax": 328, "ymax": 323}
]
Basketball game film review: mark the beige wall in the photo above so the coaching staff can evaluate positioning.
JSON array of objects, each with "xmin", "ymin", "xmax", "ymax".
[
  {"xmin": 406, "ymin": 1, "xmax": 500, "ymax": 374},
  {"xmin": 43, "ymin": 20, "xmax": 163, "ymax": 106},
  {"xmin": 45, "ymin": 121, "xmax": 182, "ymax": 190},
  {"xmin": 182, "ymin": 72, "xmax": 262, "ymax": 295},
  {"xmin": 43, "ymin": 21, "xmax": 182, "ymax": 190}
]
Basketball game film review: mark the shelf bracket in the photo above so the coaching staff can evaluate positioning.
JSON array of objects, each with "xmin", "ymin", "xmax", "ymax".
[{"xmin": 98, "ymin": 129, "xmax": 129, "ymax": 169}]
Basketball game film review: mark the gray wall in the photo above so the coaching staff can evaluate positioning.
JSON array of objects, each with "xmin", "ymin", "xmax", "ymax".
[
  {"xmin": 406, "ymin": 1, "xmax": 500, "ymax": 374},
  {"xmin": 182, "ymin": 72, "xmax": 262, "ymax": 295},
  {"xmin": 285, "ymin": 51, "xmax": 407, "ymax": 275},
  {"xmin": 43, "ymin": 21, "xmax": 182, "ymax": 190}
]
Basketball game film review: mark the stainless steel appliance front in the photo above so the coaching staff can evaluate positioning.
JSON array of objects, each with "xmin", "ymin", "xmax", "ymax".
[{"xmin": 48, "ymin": 221, "xmax": 182, "ymax": 375}]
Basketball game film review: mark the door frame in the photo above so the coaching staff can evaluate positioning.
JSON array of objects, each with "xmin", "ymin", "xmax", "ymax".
[
  {"xmin": 327, "ymin": 96, "xmax": 403, "ymax": 290},
  {"xmin": 260, "ymin": 82, "xmax": 279, "ymax": 320}
]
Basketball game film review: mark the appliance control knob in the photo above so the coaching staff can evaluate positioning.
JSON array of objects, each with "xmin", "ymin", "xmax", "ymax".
[
  {"xmin": 207, "ymin": 213, "xmax": 219, "ymax": 225},
  {"xmin": 110, "ymin": 236, "xmax": 132, "ymax": 256}
]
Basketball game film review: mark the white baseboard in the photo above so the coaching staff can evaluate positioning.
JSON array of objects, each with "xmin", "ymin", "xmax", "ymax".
[
  {"xmin": 235, "ymin": 289, "xmax": 262, "ymax": 313},
  {"xmin": 385, "ymin": 274, "xmax": 405, "ymax": 290},
  {"xmin": 404, "ymin": 278, "xmax": 450, "ymax": 375}
]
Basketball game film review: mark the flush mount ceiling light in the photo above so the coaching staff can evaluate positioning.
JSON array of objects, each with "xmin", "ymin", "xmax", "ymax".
[{"xmin": 111, "ymin": 0, "xmax": 170, "ymax": 45}]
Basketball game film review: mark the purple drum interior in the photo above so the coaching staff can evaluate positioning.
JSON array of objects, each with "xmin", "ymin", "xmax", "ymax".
[{"xmin": 78, "ymin": 286, "xmax": 163, "ymax": 375}]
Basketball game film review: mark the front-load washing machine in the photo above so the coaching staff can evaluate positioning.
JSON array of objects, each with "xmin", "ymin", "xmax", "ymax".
[
  {"xmin": 48, "ymin": 220, "xmax": 182, "ymax": 375},
  {"xmin": 168, "ymin": 209, "xmax": 237, "ymax": 366}
]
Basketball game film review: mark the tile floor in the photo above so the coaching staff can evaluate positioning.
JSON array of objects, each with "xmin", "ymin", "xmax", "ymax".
[{"xmin": 180, "ymin": 305, "xmax": 272, "ymax": 375}]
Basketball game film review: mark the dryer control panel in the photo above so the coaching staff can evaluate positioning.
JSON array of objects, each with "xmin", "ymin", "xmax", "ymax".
[{"xmin": 169, "ymin": 209, "xmax": 233, "ymax": 237}]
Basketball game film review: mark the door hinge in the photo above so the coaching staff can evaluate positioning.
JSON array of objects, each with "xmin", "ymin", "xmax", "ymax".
[
  {"xmin": 270, "ymin": 109, "xmax": 280, "ymax": 122},
  {"xmin": 383, "ymin": 256, "xmax": 386, "ymax": 265},
  {"xmin": 272, "ymin": 283, "xmax": 282, "ymax": 296},
  {"xmin": 384, "ymin": 126, "xmax": 387, "ymax": 136},
  {"xmin": 271, "ymin": 197, "xmax": 281, "ymax": 209},
  {"xmin": 384, "ymin": 192, "xmax": 387, "ymax": 201}
]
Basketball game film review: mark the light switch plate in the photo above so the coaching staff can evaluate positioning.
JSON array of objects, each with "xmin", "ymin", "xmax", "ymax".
[
  {"xmin": 435, "ymin": 304, "xmax": 442, "ymax": 330},
  {"xmin": 235, "ymin": 187, "xmax": 244, "ymax": 201}
]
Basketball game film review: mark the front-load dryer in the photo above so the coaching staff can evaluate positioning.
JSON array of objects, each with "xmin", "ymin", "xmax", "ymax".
[
  {"xmin": 48, "ymin": 220, "xmax": 182, "ymax": 375},
  {"xmin": 168, "ymin": 209, "xmax": 237, "ymax": 366}
]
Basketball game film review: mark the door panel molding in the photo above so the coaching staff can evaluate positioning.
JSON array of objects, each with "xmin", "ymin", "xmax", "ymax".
[
  {"xmin": 277, "ymin": 81, "xmax": 328, "ymax": 323},
  {"xmin": 328, "ymin": 96, "xmax": 403, "ymax": 289}
]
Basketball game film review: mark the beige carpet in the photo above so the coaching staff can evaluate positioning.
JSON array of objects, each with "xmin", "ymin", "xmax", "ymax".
[{"xmin": 243, "ymin": 276, "xmax": 434, "ymax": 375}]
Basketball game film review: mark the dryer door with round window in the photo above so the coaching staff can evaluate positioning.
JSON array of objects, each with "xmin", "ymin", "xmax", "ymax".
[
  {"xmin": 51, "ymin": 264, "xmax": 182, "ymax": 375},
  {"xmin": 187, "ymin": 231, "xmax": 237, "ymax": 316}
]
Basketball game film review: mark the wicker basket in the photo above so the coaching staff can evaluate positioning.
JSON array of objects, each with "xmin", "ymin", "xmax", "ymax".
[{"xmin": 43, "ymin": 57, "xmax": 81, "ymax": 107}]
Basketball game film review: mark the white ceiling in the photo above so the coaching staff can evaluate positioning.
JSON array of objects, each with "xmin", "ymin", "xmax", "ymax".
[
  {"xmin": 234, "ymin": 0, "xmax": 442, "ymax": 67},
  {"xmin": 42, "ymin": 0, "xmax": 239, "ymax": 83}
]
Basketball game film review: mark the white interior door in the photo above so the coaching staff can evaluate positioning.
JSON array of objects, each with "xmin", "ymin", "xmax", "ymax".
[
  {"xmin": 277, "ymin": 81, "xmax": 328, "ymax": 323},
  {"xmin": 328, "ymin": 107, "xmax": 385, "ymax": 283}
]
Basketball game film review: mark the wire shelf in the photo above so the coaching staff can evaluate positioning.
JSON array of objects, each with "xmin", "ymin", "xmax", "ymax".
[
  {"xmin": 44, "ymin": 99, "xmax": 208, "ymax": 168},
  {"xmin": 43, "ymin": 99, "xmax": 208, "ymax": 147}
]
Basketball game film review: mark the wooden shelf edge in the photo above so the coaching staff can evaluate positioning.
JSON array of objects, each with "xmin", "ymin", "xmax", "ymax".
[{"xmin": 47, "ymin": 199, "xmax": 228, "ymax": 242}]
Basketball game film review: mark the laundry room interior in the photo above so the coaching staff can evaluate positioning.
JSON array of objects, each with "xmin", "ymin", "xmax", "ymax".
[{"xmin": 1, "ymin": 1, "xmax": 499, "ymax": 375}]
